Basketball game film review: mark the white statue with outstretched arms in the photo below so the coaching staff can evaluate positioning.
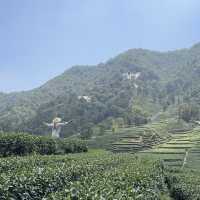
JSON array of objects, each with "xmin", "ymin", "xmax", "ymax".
[{"xmin": 44, "ymin": 117, "xmax": 72, "ymax": 138}]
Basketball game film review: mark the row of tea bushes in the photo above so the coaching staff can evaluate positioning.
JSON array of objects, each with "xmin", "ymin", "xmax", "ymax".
[
  {"xmin": 166, "ymin": 169, "xmax": 200, "ymax": 200},
  {"xmin": 60, "ymin": 138, "xmax": 88, "ymax": 154},
  {"xmin": 0, "ymin": 152, "xmax": 168, "ymax": 200},
  {"xmin": 0, "ymin": 133, "xmax": 87, "ymax": 157},
  {"xmin": 46, "ymin": 160, "xmax": 168, "ymax": 200}
]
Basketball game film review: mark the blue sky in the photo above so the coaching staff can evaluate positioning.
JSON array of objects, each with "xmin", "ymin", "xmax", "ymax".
[{"xmin": 0, "ymin": 0, "xmax": 200, "ymax": 92}]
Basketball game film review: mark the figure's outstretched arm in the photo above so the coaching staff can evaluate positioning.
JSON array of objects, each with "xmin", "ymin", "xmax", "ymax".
[
  {"xmin": 58, "ymin": 120, "xmax": 73, "ymax": 126},
  {"xmin": 194, "ymin": 121, "xmax": 200, "ymax": 125},
  {"xmin": 43, "ymin": 122, "xmax": 53, "ymax": 127}
]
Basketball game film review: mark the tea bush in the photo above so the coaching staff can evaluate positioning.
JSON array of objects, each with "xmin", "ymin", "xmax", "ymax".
[
  {"xmin": 0, "ymin": 133, "xmax": 37, "ymax": 156},
  {"xmin": 165, "ymin": 169, "xmax": 200, "ymax": 200},
  {"xmin": 0, "ymin": 133, "xmax": 87, "ymax": 156},
  {"xmin": 0, "ymin": 152, "xmax": 169, "ymax": 200},
  {"xmin": 60, "ymin": 138, "xmax": 88, "ymax": 153}
]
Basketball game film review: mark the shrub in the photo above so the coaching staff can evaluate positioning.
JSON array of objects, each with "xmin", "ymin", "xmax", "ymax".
[
  {"xmin": 0, "ymin": 153, "xmax": 167, "ymax": 200},
  {"xmin": 166, "ymin": 171, "xmax": 200, "ymax": 200},
  {"xmin": 0, "ymin": 133, "xmax": 37, "ymax": 156},
  {"xmin": 178, "ymin": 103, "xmax": 200, "ymax": 122},
  {"xmin": 34, "ymin": 136, "xmax": 58, "ymax": 155},
  {"xmin": 0, "ymin": 132, "xmax": 87, "ymax": 157},
  {"xmin": 60, "ymin": 139, "xmax": 88, "ymax": 153}
]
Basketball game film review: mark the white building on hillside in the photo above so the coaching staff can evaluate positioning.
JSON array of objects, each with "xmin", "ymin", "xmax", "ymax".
[
  {"xmin": 123, "ymin": 72, "xmax": 141, "ymax": 80},
  {"xmin": 78, "ymin": 95, "xmax": 91, "ymax": 102}
]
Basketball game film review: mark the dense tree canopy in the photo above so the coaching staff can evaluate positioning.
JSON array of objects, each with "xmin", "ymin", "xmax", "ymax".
[{"xmin": 1, "ymin": 43, "xmax": 200, "ymax": 137}]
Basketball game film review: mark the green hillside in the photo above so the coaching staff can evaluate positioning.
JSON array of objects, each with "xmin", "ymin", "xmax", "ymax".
[{"xmin": 1, "ymin": 43, "xmax": 200, "ymax": 137}]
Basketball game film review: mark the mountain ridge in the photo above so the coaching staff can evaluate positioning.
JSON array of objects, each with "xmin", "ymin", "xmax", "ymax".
[{"xmin": 2, "ymin": 42, "xmax": 200, "ymax": 95}]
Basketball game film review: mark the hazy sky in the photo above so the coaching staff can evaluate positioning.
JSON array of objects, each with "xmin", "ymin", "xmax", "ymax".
[{"xmin": 0, "ymin": 0, "xmax": 200, "ymax": 92}]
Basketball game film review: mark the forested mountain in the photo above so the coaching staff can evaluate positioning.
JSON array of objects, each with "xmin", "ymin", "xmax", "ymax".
[{"xmin": 1, "ymin": 43, "xmax": 200, "ymax": 137}]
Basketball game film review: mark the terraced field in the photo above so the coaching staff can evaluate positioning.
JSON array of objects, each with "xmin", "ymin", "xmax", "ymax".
[
  {"xmin": 91, "ymin": 120, "xmax": 200, "ymax": 171},
  {"xmin": 87, "ymin": 120, "xmax": 171, "ymax": 150},
  {"xmin": 139, "ymin": 126, "xmax": 200, "ymax": 170},
  {"xmin": 110, "ymin": 121, "xmax": 171, "ymax": 153}
]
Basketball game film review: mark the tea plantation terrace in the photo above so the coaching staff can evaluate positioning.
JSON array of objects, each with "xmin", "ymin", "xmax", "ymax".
[
  {"xmin": 139, "ymin": 127, "xmax": 200, "ymax": 170},
  {"xmin": 110, "ymin": 121, "xmax": 171, "ymax": 153}
]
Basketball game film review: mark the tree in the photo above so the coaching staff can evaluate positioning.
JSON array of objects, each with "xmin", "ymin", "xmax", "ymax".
[
  {"xmin": 126, "ymin": 105, "xmax": 149, "ymax": 126},
  {"xmin": 178, "ymin": 103, "xmax": 199, "ymax": 122},
  {"xmin": 112, "ymin": 119, "xmax": 118, "ymax": 133},
  {"xmin": 80, "ymin": 123, "xmax": 94, "ymax": 139}
]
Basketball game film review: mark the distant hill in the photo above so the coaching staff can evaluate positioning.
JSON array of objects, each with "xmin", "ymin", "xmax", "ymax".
[{"xmin": 1, "ymin": 43, "xmax": 200, "ymax": 137}]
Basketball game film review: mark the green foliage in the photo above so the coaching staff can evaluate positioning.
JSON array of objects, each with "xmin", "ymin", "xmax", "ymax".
[
  {"xmin": 138, "ymin": 124, "xmax": 200, "ymax": 199},
  {"xmin": 87, "ymin": 121, "xmax": 171, "ymax": 150},
  {"xmin": 0, "ymin": 151, "xmax": 168, "ymax": 200},
  {"xmin": 178, "ymin": 103, "xmax": 200, "ymax": 122},
  {"xmin": 0, "ymin": 133, "xmax": 87, "ymax": 157},
  {"xmin": 1, "ymin": 43, "xmax": 200, "ymax": 137},
  {"xmin": 131, "ymin": 105, "xmax": 149, "ymax": 126},
  {"xmin": 79, "ymin": 122, "xmax": 94, "ymax": 139},
  {"xmin": 0, "ymin": 133, "xmax": 38, "ymax": 157},
  {"xmin": 166, "ymin": 170, "xmax": 200, "ymax": 200},
  {"xmin": 96, "ymin": 124, "xmax": 106, "ymax": 136},
  {"xmin": 166, "ymin": 119, "xmax": 192, "ymax": 132},
  {"xmin": 60, "ymin": 138, "xmax": 88, "ymax": 153},
  {"xmin": 34, "ymin": 136, "xmax": 58, "ymax": 155}
]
